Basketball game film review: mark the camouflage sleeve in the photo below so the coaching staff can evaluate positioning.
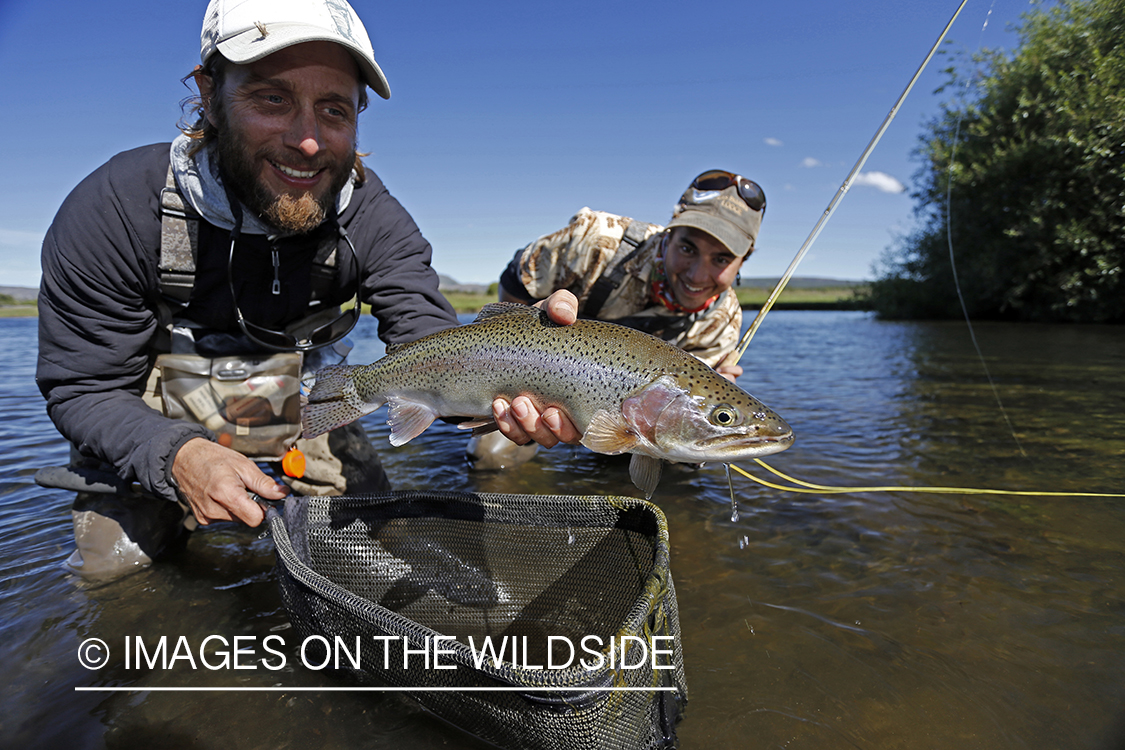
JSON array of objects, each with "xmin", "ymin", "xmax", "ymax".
[{"xmin": 513, "ymin": 208, "xmax": 632, "ymax": 304}]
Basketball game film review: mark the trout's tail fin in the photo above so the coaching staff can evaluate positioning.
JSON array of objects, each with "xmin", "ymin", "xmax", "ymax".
[{"xmin": 301, "ymin": 365, "xmax": 382, "ymax": 439}]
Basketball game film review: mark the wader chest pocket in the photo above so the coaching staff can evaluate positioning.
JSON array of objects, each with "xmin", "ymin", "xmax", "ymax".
[{"xmin": 156, "ymin": 352, "xmax": 303, "ymax": 460}]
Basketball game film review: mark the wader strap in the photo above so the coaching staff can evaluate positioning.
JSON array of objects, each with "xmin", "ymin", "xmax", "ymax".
[
  {"xmin": 309, "ymin": 235, "xmax": 340, "ymax": 302},
  {"xmin": 580, "ymin": 220, "xmax": 661, "ymax": 319},
  {"xmin": 157, "ymin": 166, "xmax": 341, "ymax": 308},
  {"xmin": 159, "ymin": 166, "xmax": 200, "ymax": 306}
]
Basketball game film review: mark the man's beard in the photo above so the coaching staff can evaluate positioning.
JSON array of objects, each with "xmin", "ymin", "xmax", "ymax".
[{"xmin": 212, "ymin": 106, "xmax": 355, "ymax": 235}]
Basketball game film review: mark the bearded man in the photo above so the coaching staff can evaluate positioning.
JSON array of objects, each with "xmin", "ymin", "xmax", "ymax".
[{"xmin": 37, "ymin": 0, "xmax": 578, "ymax": 579}]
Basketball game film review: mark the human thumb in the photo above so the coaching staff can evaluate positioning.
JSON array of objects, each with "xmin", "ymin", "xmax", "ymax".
[{"xmin": 244, "ymin": 470, "xmax": 291, "ymax": 501}]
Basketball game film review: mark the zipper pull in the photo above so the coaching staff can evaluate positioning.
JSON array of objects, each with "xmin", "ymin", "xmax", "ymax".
[{"xmin": 271, "ymin": 249, "xmax": 281, "ymax": 295}]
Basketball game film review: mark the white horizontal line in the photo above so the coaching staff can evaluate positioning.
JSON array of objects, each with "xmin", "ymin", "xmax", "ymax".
[{"xmin": 75, "ymin": 686, "xmax": 678, "ymax": 693}]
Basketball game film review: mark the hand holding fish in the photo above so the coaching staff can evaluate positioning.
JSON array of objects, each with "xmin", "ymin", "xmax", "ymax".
[
  {"xmin": 490, "ymin": 290, "xmax": 584, "ymax": 448},
  {"xmin": 715, "ymin": 363, "xmax": 743, "ymax": 383},
  {"xmin": 492, "ymin": 397, "xmax": 583, "ymax": 449}
]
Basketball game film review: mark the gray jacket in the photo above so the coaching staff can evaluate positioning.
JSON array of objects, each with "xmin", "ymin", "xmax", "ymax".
[{"xmin": 38, "ymin": 143, "xmax": 458, "ymax": 503}]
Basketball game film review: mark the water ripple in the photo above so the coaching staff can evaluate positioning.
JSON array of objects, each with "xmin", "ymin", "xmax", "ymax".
[{"xmin": 2, "ymin": 313, "xmax": 1125, "ymax": 749}]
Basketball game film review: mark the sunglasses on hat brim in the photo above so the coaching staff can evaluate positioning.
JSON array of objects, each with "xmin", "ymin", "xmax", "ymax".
[{"xmin": 691, "ymin": 170, "xmax": 767, "ymax": 213}]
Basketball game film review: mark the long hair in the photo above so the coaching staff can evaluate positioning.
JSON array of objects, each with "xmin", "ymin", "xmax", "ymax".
[{"xmin": 177, "ymin": 55, "xmax": 370, "ymax": 184}]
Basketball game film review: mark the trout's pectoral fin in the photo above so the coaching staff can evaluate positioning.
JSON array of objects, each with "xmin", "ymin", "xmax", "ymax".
[
  {"xmin": 580, "ymin": 410, "xmax": 639, "ymax": 455},
  {"xmin": 386, "ymin": 396, "xmax": 440, "ymax": 447},
  {"xmin": 629, "ymin": 454, "xmax": 663, "ymax": 499},
  {"xmin": 583, "ymin": 411, "xmax": 662, "ymax": 497}
]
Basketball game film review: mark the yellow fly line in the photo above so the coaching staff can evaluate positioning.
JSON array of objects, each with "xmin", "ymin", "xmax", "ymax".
[{"xmin": 730, "ymin": 460, "xmax": 1125, "ymax": 498}]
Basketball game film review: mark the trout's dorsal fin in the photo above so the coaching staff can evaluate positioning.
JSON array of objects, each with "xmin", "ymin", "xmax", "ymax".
[
  {"xmin": 473, "ymin": 302, "xmax": 542, "ymax": 323},
  {"xmin": 580, "ymin": 409, "xmax": 639, "ymax": 455},
  {"xmin": 386, "ymin": 396, "xmax": 440, "ymax": 446},
  {"xmin": 629, "ymin": 454, "xmax": 663, "ymax": 499},
  {"xmin": 384, "ymin": 342, "xmax": 406, "ymax": 356}
]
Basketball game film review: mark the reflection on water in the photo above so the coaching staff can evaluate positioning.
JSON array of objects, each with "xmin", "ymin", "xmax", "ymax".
[{"xmin": 2, "ymin": 312, "xmax": 1124, "ymax": 749}]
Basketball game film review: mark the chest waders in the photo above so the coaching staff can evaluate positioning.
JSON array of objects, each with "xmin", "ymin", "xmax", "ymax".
[
  {"xmin": 39, "ymin": 168, "xmax": 388, "ymax": 580},
  {"xmin": 157, "ymin": 167, "xmax": 391, "ymax": 484}
]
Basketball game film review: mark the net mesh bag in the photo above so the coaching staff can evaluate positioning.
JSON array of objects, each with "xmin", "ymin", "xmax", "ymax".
[{"xmin": 269, "ymin": 491, "xmax": 688, "ymax": 750}]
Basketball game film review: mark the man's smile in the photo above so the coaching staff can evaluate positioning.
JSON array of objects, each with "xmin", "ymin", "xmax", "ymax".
[{"xmin": 270, "ymin": 160, "xmax": 323, "ymax": 182}]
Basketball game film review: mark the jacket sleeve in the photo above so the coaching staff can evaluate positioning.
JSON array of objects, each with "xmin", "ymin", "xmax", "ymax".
[
  {"xmin": 507, "ymin": 208, "xmax": 634, "ymax": 307},
  {"xmin": 36, "ymin": 146, "xmax": 210, "ymax": 503},
  {"xmin": 341, "ymin": 171, "xmax": 460, "ymax": 344}
]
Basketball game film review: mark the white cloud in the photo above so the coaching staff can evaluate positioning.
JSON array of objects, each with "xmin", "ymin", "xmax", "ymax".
[
  {"xmin": 800, "ymin": 157, "xmax": 823, "ymax": 168},
  {"xmin": 764, "ymin": 137, "xmax": 783, "ymax": 147},
  {"xmin": 852, "ymin": 171, "xmax": 906, "ymax": 193}
]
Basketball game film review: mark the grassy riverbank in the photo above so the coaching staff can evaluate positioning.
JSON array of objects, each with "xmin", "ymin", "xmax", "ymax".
[
  {"xmin": 441, "ymin": 285, "xmax": 870, "ymax": 314},
  {"xmin": 0, "ymin": 292, "xmax": 36, "ymax": 317},
  {"xmin": 733, "ymin": 284, "xmax": 870, "ymax": 311},
  {"xmin": 0, "ymin": 284, "xmax": 871, "ymax": 317}
]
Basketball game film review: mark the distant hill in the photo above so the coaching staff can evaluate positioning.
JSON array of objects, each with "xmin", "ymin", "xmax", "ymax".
[
  {"xmin": 437, "ymin": 275, "xmax": 489, "ymax": 294},
  {"xmin": 0, "ymin": 286, "xmax": 37, "ymax": 302},
  {"xmin": 436, "ymin": 275, "xmax": 864, "ymax": 292},
  {"xmin": 1, "ymin": 278, "xmax": 867, "ymax": 308},
  {"xmin": 736, "ymin": 277, "xmax": 866, "ymax": 289}
]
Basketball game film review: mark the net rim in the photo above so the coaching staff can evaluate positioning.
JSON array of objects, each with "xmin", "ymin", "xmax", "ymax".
[{"xmin": 267, "ymin": 491, "xmax": 674, "ymax": 690}]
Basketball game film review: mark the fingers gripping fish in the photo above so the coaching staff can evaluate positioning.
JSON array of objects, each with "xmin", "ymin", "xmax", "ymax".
[{"xmin": 301, "ymin": 303, "xmax": 794, "ymax": 498}]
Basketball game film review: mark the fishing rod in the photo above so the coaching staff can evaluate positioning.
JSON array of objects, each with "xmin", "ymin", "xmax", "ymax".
[{"xmin": 726, "ymin": 0, "xmax": 971, "ymax": 367}]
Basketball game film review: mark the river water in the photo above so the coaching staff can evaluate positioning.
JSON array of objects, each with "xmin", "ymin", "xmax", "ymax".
[{"xmin": 1, "ymin": 311, "xmax": 1123, "ymax": 749}]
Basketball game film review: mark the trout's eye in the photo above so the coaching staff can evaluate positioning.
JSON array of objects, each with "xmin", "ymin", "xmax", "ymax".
[{"xmin": 710, "ymin": 404, "xmax": 739, "ymax": 427}]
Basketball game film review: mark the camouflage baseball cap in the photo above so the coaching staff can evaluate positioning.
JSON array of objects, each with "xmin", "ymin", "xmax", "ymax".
[{"xmin": 666, "ymin": 170, "xmax": 766, "ymax": 257}]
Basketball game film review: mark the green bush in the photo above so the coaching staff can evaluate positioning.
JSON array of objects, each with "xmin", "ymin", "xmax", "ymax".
[{"xmin": 870, "ymin": 0, "xmax": 1125, "ymax": 322}]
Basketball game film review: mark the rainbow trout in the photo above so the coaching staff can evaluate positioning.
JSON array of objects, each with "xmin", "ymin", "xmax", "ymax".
[{"xmin": 302, "ymin": 303, "xmax": 793, "ymax": 497}]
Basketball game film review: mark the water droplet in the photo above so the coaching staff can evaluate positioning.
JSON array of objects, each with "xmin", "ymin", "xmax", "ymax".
[
  {"xmin": 725, "ymin": 463, "xmax": 739, "ymax": 522},
  {"xmin": 567, "ymin": 528, "xmax": 575, "ymax": 545}
]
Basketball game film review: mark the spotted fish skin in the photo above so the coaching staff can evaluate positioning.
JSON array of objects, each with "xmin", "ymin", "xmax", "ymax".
[{"xmin": 302, "ymin": 303, "xmax": 793, "ymax": 497}]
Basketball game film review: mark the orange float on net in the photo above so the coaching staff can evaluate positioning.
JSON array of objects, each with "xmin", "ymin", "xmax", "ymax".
[{"xmin": 282, "ymin": 447, "xmax": 306, "ymax": 478}]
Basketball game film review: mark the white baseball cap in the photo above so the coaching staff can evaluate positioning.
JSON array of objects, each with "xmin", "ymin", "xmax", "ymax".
[{"xmin": 201, "ymin": 0, "xmax": 391, "ymax": 99}]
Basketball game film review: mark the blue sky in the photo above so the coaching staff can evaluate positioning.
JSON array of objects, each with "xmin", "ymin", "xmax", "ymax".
[{"xmin": 0, "ymin": 0, "xmax": 1034, "ymax": 289}]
